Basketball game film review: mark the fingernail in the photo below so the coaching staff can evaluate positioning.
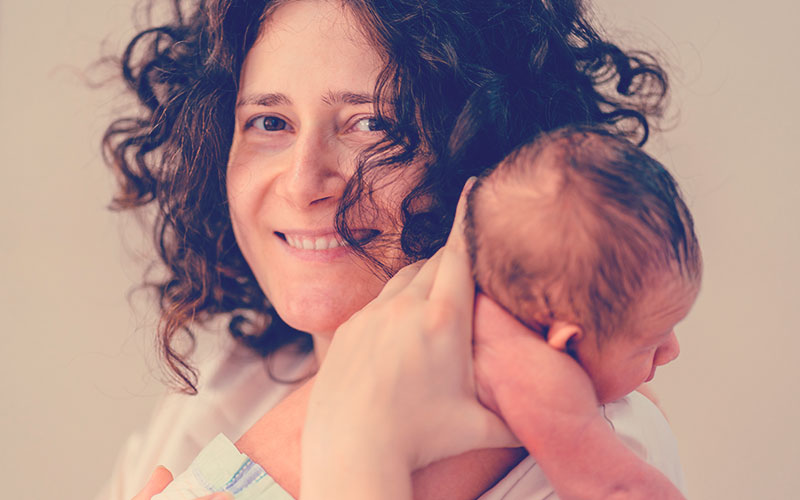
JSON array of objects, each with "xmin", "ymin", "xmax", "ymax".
[{"xmin": 463, "ymin": 176, "xmax": 478, "ymax": 195}]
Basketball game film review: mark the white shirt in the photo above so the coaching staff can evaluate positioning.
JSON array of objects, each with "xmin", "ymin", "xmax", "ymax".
[{"xmin": 96, "ymin": 335, "xmax": 686, "ymax": 500}]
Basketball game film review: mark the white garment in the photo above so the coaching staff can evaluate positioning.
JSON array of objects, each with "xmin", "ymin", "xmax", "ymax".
[
  {"xmin": 96, "ymin": 335, "xmax": 686, "ymax": 500},
  {"xmin": 478, "ymin": 391, "xmax": 687, "ymax": 499},
  {"xmin": 152, "ymin": 434, "xmax": 294, "ymax": 500},
  {"xmin": 96, "ymin": 336, "xmax": 314, "ymax": 500}
]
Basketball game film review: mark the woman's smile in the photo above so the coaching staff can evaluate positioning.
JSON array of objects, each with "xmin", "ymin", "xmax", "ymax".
[{"xmin": 274, "ymin": 229, "xmax": 380, "ymax": 262}]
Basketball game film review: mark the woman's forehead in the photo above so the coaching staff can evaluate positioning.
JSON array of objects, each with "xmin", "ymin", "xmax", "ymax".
[
  {"xmin": 240, "ymin": 0, "xmax": 382, "ymax": 97},
  {"xmin": 256, "ymin": 0, "xmax": 375, "ymax": 57}
]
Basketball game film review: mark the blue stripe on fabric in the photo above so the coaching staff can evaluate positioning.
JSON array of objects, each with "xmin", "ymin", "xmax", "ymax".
[{"xmin": 225, "ymin": 458, "xmax": 268, "ymax": 495}]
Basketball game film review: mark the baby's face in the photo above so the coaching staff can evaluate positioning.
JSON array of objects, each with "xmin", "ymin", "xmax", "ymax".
[{"xmin": 572, "ymin": 274, "xmax": 699, "ymax": 404}]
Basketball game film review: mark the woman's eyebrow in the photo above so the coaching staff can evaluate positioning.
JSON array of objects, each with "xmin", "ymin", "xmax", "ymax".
[
  {"xmin": 236, "ymin": 90, "xmax": 373, "ymax": 108},
  {"xmin": 321, "ymin": 90, "xmax": 373, "ymax": 106},
  {"xmin": 237, "ymin": 92, "xmax": 291, "ymax": 108}
]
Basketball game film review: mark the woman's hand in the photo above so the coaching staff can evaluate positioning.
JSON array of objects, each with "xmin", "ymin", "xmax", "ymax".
[
  {"xmin": 301, "ymin": 180, "xmax": 516, "ymax": 500},
  {"xmin": 131, "ymin": 467, "xmax": 232, "ymax": 500}
]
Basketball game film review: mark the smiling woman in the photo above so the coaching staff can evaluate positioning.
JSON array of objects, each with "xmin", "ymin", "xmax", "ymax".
[
  {"xmin": 97, "ymin": 0, "xmax": 681, "ymax": 499},
  {"xmin": 103, "ymin": 0, "xmax": 668, "ymax": 396},
  {"xmin": 226, "ymin": 0, "xmax": 412, "ymax": 341}
]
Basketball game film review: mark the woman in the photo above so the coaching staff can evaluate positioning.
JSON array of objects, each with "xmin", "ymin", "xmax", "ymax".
[{"xmin": 99, "ymin": 0, "xmax": 675, "ymax": 498}]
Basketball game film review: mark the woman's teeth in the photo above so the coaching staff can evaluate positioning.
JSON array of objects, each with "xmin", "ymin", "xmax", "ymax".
[{"xmin": 285, "ymin": 235, "xmax": 346, "ymax": 250}]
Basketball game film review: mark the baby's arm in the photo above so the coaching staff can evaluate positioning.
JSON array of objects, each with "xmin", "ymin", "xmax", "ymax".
[{"xmin": 473, "ymin": 294, "xmax": 685, "ymax": 500}]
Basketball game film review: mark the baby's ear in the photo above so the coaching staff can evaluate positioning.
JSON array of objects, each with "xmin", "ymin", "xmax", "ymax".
[{"xmin": 547, "ymin": 321, "xmax": 583, "ymax": 351}]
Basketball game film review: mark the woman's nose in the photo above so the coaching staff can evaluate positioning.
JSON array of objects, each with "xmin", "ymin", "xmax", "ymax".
[
  {"xmin": 277, "ymin": 129, "xmax": 346, "ymax": 209},
  {"xmin": 653, "ymin": 331, "xmax": 680, "ymax": 367}
]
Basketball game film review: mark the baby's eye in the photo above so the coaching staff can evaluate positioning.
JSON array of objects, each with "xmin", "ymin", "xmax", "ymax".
[{"xmin": 250, "ymin": 116, "xmax": 288, "ymax": 131}]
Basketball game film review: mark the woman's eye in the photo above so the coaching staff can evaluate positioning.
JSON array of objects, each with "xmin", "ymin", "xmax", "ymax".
[
  {"xmin": 250, "ymin": 116, "xmax": 288, "ymax": 131},
  {"xmin": 351, "ymin": 117, "xmax": 383, "ymax": 133}
]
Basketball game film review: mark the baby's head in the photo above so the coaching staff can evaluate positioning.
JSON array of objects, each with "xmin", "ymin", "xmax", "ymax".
[{"xmin": 465, "ymin": 126, "xmax": 702, "ymax": 403}]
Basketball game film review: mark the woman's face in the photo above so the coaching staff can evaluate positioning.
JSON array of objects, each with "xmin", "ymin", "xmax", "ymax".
[{"xmin": 227, "ymin": 0, "xmax": 410, "ymax": 340}]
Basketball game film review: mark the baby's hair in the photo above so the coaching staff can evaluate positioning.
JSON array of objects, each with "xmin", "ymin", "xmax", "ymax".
[{"xmin": 465, "ymin": 126, "xmax": 701, "ymax": 342}]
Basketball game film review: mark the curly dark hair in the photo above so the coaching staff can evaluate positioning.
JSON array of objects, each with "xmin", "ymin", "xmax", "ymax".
[{"xmin": 103, "ymin": 0, "xmax": 669, "ymax": 393}]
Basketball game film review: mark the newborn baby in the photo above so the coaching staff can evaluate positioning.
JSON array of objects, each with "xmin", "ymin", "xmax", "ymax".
[
  {"xmin": 466, "ymin": 125, "xmax": 702, "ymax": 404},
  {"xmin": 463, "ymin": 126, "xmax": 701, "ymax": 497}
]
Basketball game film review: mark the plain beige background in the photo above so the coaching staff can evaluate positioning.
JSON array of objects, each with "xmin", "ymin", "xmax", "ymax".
[{"xmin": 1, "ymin": 1, "xmax": 798, "ymax": 499}]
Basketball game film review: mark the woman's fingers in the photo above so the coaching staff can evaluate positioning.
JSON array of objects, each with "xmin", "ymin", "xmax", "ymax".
[
  {"xmin": 372, "ymin": 249, "xmax": 443, "ymax": 307},
  {"xmin": 305, "ymin": 178, "xmax": 507, "ymax": 476},
  {"xmin": 428, "ymin": 178, "xmax": 477, "ymax": 317},
  {"xmin": 401, "ymin": 247, "xmax": 444, "ymax": 297},
  {"xmin": 131, "ymin": 466, "xmax": 173, "ymax": 500},
  {"xmin": 374, "ymin": 258, "xmax": 429, "ymax": 302},
  {"xmin": 377, "ymin": 177, "xmax": 476, "ymax": 305},
  {"xmin": 445, "ymin": 177, "xmax": 477, "ymax": 255}
]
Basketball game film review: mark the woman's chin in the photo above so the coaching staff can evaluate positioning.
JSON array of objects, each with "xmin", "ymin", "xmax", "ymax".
[
  {"xmin": 282, "ymin": 315, "xmax": 338, "ymax": 340},
  {"xmin": 275, "ymin": 293, "xmax": 370, "ymax": 339}
]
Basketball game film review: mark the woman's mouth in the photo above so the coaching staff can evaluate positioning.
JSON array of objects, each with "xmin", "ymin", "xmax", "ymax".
[
  {"xmin": 274, "ymin": 230, "xmax": 380, "ymax": 261},
  {"xmin": 282, "ymin": 233, "xmax": 347, "ymax": 250}
]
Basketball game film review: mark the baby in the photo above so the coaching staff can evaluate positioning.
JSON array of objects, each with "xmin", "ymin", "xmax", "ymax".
[
  {"xmin": 465, "ymin": 125, "xmax": 702, "ymax": 496},
  {"xmin": 466, "ymin": 125, "xmax": 701, "ymax": 403}
]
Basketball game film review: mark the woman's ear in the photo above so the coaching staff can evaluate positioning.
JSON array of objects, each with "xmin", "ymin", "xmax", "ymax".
[{"xmin": 547, "ymin": 321, "xmax": 583, "ymax": 351}]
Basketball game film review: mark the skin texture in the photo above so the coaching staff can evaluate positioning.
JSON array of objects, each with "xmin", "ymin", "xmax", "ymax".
[
  {"xmin": 236, "ymin": 376, "xmax": 527, "ymax": 500},
  {"xmin": 300, "ymin": 182, "xmax": 521, "ymax": 499},
  {"xmin": 469, "ymin": 136, "xmax": 700, "ymax": 404},
  {"xmin": 131, "ymin": 2, "xmax": 689, "ymax": 499},
  {"xmin": 227, "ymin": 0, "xmax": 414, "ymax": 346},
  {"xmin": 188, "ymin": 3, "xmax": 525, "ymax": 497},
  {"xmin": 473, "ymin": 295, "xmax": 687, "ymax": 500},
  {"xmin": 298, "ymin": 181, "xmax": 688, "ymax": 500},
  {"xmin": 568, "ymin": 276, "xmax": 697, "ymax": 404}
]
